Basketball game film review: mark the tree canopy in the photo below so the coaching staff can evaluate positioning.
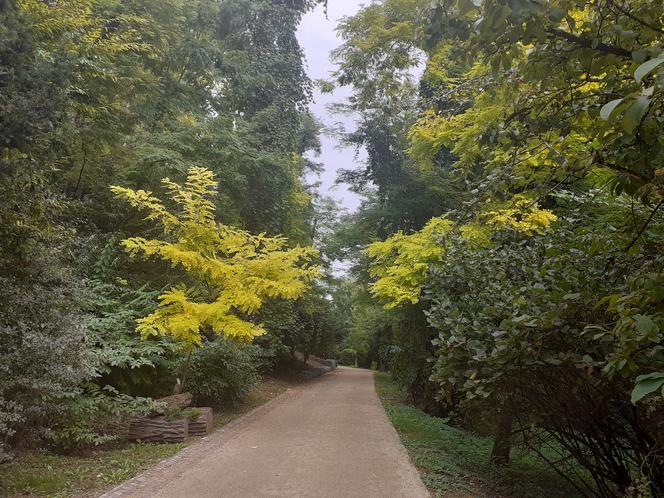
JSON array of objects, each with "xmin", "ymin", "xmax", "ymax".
[
  {"xmin": 113, "ymin": 167, "xmax": 320, "ymax": 345},
  {"xmin": 329, "ymin": 0, "xmax": 664, "ymax": 494},
  {"xmin": 4, "ymin": 0, "xmax": 664, "ymax": 495}
]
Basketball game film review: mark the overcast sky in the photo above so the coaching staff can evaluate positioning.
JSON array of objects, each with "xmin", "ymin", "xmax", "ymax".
[{"xmin": 296, "ymin": 0, "xmax": 366, "ymax": 213}]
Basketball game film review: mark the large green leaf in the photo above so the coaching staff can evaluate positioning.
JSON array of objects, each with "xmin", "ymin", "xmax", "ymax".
[
  {"xmin": 631, "ymin": 372, "xmax": 664, "ymax": 403},
  {"xmin": 622, "ymin": 96, "xmax": 650, "ymax": 133},
  {"xmin": 635, "ymin": 57, "xmax": 664, "ymax": 83},
  {"xmin": 599, "ymin": 98, "xmax": 623, "ymax": 121},
  {"xmin": 634, "ymin": 314, "xmax": 657, "ymax": 334}
]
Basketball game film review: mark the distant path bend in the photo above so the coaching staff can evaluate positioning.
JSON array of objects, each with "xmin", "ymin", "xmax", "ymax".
[{"xmin": 101, "ymin": 367, "xmax": 429, "ymax": 498}]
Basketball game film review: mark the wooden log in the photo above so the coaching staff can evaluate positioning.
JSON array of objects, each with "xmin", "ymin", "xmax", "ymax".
[
  {"xmin": 149, "ymin": 393, "xmax": 193, "ymax": 417},
  {"xmin": 127, "ymin": 416, "xmax": 189, "ymax": 443},
  {"xmin": 187, "ymin": 407, "xmax": 213, "ymax": 437}
]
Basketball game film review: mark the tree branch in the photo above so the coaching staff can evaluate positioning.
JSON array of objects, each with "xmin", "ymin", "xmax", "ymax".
[
  {"xmin": 607, "ymin": 0, "xmax": 664, "ymax": 36},
  {"xmin": 546, "ymin": 28, "xmax": 632, "ymax": 59},
  {"xmin": 593, "ymin": 157, "xmax": 651, "ymax": 184},
  {"xmin": 624, "ymin": 197, "xmax": 664, "ymax": 252}
]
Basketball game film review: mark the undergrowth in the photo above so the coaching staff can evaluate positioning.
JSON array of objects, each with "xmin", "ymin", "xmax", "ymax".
[{"xmin": 374, "ymin": 371, "xmax": 585, "ymax": 498}]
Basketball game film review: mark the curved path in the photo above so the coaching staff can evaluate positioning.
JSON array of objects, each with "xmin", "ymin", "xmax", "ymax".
[{"xmin": 101, "ymin": 367, "xmax": 429, "ymax": 498}]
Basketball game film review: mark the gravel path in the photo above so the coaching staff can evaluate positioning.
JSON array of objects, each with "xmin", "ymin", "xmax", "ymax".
[{"xmin": 100, "ymin": 367, "xmax": 429, "ymax": 498}]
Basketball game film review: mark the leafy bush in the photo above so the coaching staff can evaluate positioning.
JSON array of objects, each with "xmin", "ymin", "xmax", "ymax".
[
  {"xmin": 0, "ymin": 248, "xmax": 93, "ymax": 450},
  {"xmin": 82, "ymin": 271, "xmax": 177, "ymax": 398},
  {"xmin": 50, "ymin": 385, "xmax": 157, "ymax": 452},
  {"xmin": 386, "ymin": 304, "xmax": 443, "ymax": 415},
  {"xmin": 340, "ymin": 348, "xmax": 357, "ymax": 366},
  {"xmin": 423, "ymin": 201, "xmax": 663, "ymax": 494},
  {"xmin": 185, "ymin": 338, "xmax": 260, "ymax": 405}
]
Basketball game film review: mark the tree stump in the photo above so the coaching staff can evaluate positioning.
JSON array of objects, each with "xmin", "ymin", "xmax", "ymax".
[
  {"xmin": 187, "ymin": 407, "xmax": 213, "ymax": 437},
  {"xmin": 127, "ymin": 416, "xmax": 189, "ymax": 443}
]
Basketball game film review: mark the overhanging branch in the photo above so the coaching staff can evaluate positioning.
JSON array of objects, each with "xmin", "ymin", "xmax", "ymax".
[{"xmin": 546, "ymin": 28, "xmax": 632, "ymax": 59}]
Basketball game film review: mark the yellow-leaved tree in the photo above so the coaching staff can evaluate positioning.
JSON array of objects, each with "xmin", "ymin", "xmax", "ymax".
[
  {"xmin": 111, "ymin": 167, "xmax": 320, "ymax": 349},
  {"xmin": 367, "ymin": 200, "xmax": 556, "ymax": 309},
  {"xmin": 366, "ymin": 217, "xmax": 454, "ymax": 308}
]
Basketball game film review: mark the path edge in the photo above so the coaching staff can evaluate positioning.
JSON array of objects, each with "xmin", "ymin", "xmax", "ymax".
[{"xmin": 97, "ymin": 387, "xmax": 297, "ymax": 498}]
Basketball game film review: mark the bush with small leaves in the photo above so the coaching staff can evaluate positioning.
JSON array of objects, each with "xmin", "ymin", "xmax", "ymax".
[{"xmin": 185, "ymin": 338, "xmax": 260, "ymax": 405}]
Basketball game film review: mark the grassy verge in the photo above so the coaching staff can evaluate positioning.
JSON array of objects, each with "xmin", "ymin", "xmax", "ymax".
[
  {"xmin": 0, "ymin": 443, "xmax": 184, "ymax": 498},
  {"xmin": 0, "ymin": 376, "xmax": 291, "ymax": 498},
  {"xmin": 374, "ymin": 372, "xmax": 584, "ymax": 498}
]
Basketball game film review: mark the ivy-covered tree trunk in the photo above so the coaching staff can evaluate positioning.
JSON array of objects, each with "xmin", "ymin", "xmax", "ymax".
[{"xmin": 490, "ymin": 391, "xmax": 514, "ymax": 465}]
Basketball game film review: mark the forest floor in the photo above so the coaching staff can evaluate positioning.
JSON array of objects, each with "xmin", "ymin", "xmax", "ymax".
[
  {"xmin": 0, "ymin": 376, "xmax": 292, "ymax": 498},
  {"xmin": 374, "ymin": 372, "xmax": 586, "ymax": 498}
]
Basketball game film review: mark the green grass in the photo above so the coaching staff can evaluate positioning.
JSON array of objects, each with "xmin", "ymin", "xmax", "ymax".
[
  {"xmin": 0, "ymin": 376, "xmax": 291, "ymax": 498},
  {"xmin": 0, "ymin": 443, "xmax": 184, "ymax": 497},
  {"xmin": 374, "ymin": 372, "xmax": 585, "ymax": 498}
]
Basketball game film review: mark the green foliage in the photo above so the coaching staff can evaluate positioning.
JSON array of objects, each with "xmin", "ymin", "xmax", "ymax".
[
  {"xmin": 632, "ymin": 373, "xmax": 664, "ymax": 404},
  {"xmin": 338, "ymin": 0, "xmax": 664, "ymax": 494},
  {"xmin": 258, "ymin": 284, "xmax": 344, "ymax": 361},
  {"xmin": 82, "ymin": 257, "xmax": 172, "ymax": 366},
  {"xmin": 0, "ymin": 243, "xmax": 93, "ymax": 449},
  {"xmin": 339, "ymin": 348, "xmax": 358, "ymax": 366},
  {"xmin": 185, "ymin": 338, "xmax": 260, "ymax": 405},
  {"xmin": 332, "ymin": 0, "xmax": 427, "ymax": 112},
  {"xmin": 50, "ymin": 386, "xmax": 156, "ymax": 452},
  {"xmin": 375, "ymin": 372, "xmax": 584, "ymax": 498},
  {"xmin": 416, "ymin": 0, "xmax": 664, "ymax": 207},
  {"xmin": 0, "ymin": 0, "xmax": 330, "ymax": 456}
]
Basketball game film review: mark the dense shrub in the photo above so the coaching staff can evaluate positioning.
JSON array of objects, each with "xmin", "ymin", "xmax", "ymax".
[
  {"xmin": 0, "ymin": 248, "xmax": 93, "ymax": 450},
  {"xmin": 424, "ymin": 206, "xmax": 664, "ymax": 495},
  {"xmin": 83, "ymin": 271, "xmax": 177, "ymax": 399},
  {"xmin": 0, "ymin": 240, "xmax": 172, "ymax": 452},
  {"xmin": 386, "ymin": 304, "xmax": 444, "ymax": 415},
  {"xmin": 185, "ymin": 338, "xmax": 260, "ymax": 405},
  {"xmin": 50, "ymin": 386, "xmax": 156, "ymax": 452},
  {"xmin": 340, "ymin": 348, "xmax": 358, "ymax": 366}
]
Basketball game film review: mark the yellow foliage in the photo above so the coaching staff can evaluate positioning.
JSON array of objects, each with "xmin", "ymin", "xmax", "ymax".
[
  {"xmin": 18, "ymin": 0, "xmax": 149, "ymax": 56},
  {"xmin": 366, "ymin": 217, "xmax": 454, "ymax": 308},
  {"xmin": 408, "ymin": 90, "xmax": 505, "ymax": 169},
  {"xmin": 366, "ymin": 199, "xmax": 556, "ymax": 309},
  {"xmin": 459, "ymin": 223, "xmax": 492, "ymax": 245},
  {"xmin": 480, "ymin": 195, "xmax": 557, "ymax": 235},
  {"xmin": 111, "ymin": 167, "xmax": 320, "ymax": 346}
]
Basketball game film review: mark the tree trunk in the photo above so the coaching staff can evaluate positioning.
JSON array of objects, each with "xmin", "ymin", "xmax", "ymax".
[
  {"xmin": 490, "ymin": 391, "xmax": 514, "ymax": 465},
  {"xmin": 150, "ymin": 393, "xmax": 193, "ymax": 417},
  {"xmin": 173, "ymin": 351, "xmax": 193, "ymax": 394}
]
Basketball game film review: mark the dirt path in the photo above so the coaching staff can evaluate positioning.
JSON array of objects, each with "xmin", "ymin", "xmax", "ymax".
[{"xmin": 100, "ymin": 367, "xmax": 429, "ymax": 498}]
